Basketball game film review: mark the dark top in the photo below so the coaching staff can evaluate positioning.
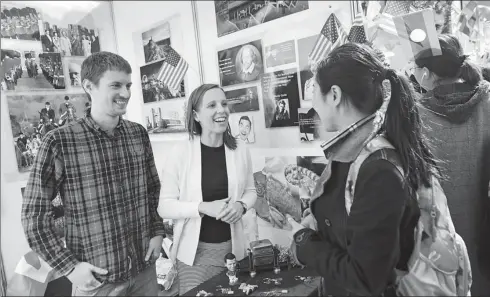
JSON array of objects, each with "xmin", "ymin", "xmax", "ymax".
[
  {"xmin": 200, "ymin": 142, "xmax": 231, "ymax": 243},
  {"xmin": 296, "ymin": 151, "xmax": 419, "ymax": 296}
]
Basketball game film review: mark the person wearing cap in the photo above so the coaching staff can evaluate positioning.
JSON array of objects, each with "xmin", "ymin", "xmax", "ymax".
[{"xmin": 412, "ymin": 34, "xmax": 490, "ymax": 295}]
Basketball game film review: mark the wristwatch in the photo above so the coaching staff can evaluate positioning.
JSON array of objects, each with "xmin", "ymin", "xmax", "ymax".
[{"xmin": 236, "ymin": 201, "xmax": 247, "ymax": 214}]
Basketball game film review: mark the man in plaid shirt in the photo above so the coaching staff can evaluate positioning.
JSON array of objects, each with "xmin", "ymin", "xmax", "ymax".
[{"xmin": 21, "ymin": 52, "xmax": 164, "ymax": 296}]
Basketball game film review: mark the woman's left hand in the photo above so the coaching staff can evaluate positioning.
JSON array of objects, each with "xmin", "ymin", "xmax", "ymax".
[{"xmin": 217, "ymin": 202, "xmax": 244, "ymax": 224}]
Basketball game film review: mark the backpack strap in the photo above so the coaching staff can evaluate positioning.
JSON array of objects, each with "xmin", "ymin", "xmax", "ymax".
[{"xmin": 345, "ymin": 135, "xmax": 404, "ymax": 215}]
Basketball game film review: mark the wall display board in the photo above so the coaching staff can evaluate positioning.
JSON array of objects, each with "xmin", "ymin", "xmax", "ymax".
[
  {"xmin": 214, "ymin": 0, "xmax": 310, "ymax": 37},
  {"xmin": 1, "ymin": 0, "xmax": 119, "ymax": 182}
]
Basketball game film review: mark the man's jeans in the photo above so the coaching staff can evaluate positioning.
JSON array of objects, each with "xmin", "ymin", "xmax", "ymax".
[{"xmin": 71, "ymin": 264, "xmax": 159, "ymax": 296}]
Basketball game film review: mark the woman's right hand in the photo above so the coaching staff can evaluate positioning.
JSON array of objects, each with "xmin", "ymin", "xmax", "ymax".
[{"xmin": 198, "ymin": 197, "xmax": 231, "ymax": 218}]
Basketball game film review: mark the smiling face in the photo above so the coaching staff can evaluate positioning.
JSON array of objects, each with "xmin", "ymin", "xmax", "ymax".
[
  {"xmin": 83, "ymin": 70, "xmax": 132, "ymax": 117},
  {"xmin": 225, "ymin": 258, "xmax": 237, "ymax": 272},
  {"xmin": 193, "ymin": 88, "xmax": 230, "ymax": 136},
  {"xmin": 239, "ymin": 118, "xmax": 251, "ymax": 136}
]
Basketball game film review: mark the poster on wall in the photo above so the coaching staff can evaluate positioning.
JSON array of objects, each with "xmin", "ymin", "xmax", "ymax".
[
  {"xmin": 143, "ymin": 99, "xmax": 187, "ymax": 134},
  {"xmin": 252, "ymin": 155, "xmax": 327, "ymax": 246},
  {"xmin": 229, "ymin": 113, "xmax": 255, "ymax": 144},
  {"xmin": 218, "ymin": 40, "xmax": 263, "ymax": 87},
  {"xmin": 224, "ymin": 86, "xmax": 259, "ymax": 113},
  {"xmin": 7, "ymin": 93, "xmax": 90, "ymax": 173},
  {"xmin": 214, "ymin": 0, "xmax": 309, "ymax": 37},
  {"xmin": 298, "ymin": 107, "xmax": 321, "ymax": 142},
  {"xmin": 297, "ymin": 34, "xmax": 318, "ymax": 101},
  {"xmin": 65, "ymin": 56, "xmax": 84, "ymax": 89},
  {"xmin": 141, "ymin": 21, "xmax": 171, "ymax": 65},
  {"xmin": 0, "ymin": 3, "xmax": 42, "ymax": 41},
  {"xmin": 264, "ymin": 40, "xmax": 296, "ymax": 69},
  {"xmin": 1, "ymin": 49, "xmax": 65, "ymax": 91},
  {"xmin": 261, "ymin": 67, "xmax": 300, "ymax": 128},
  {"xmin": 140, "ymin": 60, "xmax": 185, "ymax": 103}
]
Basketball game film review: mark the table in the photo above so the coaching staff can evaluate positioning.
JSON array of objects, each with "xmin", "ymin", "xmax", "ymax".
[{"xmin": 182, "ymin": 261, "xmax": 320, "ymax": 296}]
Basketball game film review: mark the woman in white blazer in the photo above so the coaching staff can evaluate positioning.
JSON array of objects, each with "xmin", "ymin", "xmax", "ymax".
[{"xmin": 158, "ymin": 84, "xmax": 257, "ymax": 295}]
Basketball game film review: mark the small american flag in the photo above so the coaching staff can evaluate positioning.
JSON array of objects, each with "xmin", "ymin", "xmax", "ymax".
[
  {"xmin": 156, "ymin": 46, "xmax": 188, "ymax": 96},
  {"xmin": 348, "ymin": 12, "xmax": 368, "ymax": 43},
  {"xmin": 383, "ymin": 0, "xmax": 412, "ymax": 17},
  {"xmin": 308, "ymin": 13, "xmax": 347, "ymax": 65}
]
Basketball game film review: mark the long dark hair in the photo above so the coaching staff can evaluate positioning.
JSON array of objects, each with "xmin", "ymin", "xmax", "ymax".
[
  {"xmin": 315, "ymin": 43, "xmax": 438, "ymax": 191},
  {"xmin": 415, "ymin": 34, "xmax": 482, "ymax": 86},
  {"xmin": 186, "ymin": 84, "xmax": 237, "ymax": 150}
]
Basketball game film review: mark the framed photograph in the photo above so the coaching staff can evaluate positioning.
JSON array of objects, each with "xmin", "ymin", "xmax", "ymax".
[
  {"xmin": 7, "ymin": 92, "xmax": 90, "ymax": 173},
  {"xmin": 298, "ymin": 107, "xmax": 321, "ymax": 142},
  {"xmin": 261, "ymin": 67, "xmax": 300, "ymax": 128},
  {"xmin": 1, "ymin": 48, "xmax": 65, "ymax": 92},
  {"xmin": 224, "ymin": 86, "xmax": 259, "ymax": 113},
  {"xmin": 215, "ymin": 0, "xmax": 309, "ymax": 37},
  {"xmin": 229, "ymin": 113, "xmax": 255, "ymax": 144},
  {"xmin": 140, "ymin": 60, "xmax": 185, "ymax": 103},
  {"xmin": 264, "ymin": 40, "xmax": 296, "ymax": 70},
  {"xmin": 218, "ymin": 40, "xmax": 263, "ymax": 87},
  {"xmin": 143, "ymin": 99, "xmax": 187, "ymax": 134},
  {"xmin": 142, "ymin": 21, "xmax": 171, "ymax": 65}
]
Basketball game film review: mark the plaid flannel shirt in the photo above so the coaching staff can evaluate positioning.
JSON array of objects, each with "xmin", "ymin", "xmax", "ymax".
[{"xmin": 21, "ymin": 115, "xmax": 164, "ymax": 283}]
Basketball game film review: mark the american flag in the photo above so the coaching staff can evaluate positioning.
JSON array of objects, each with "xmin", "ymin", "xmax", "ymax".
[
  {"xmin": 156, "ymin": 46, "xmax": 188, "ymax": 96},
  {"xmin": 348, "ymin": 12, "xmax": 368, "ymax": 43},
  {"xmin": 383, "ymin": 0, "xmax": 412, "ymax": 17},
  {"xmin": 308, "ymin": 13, "xmax": 347, "ymax": 65}
]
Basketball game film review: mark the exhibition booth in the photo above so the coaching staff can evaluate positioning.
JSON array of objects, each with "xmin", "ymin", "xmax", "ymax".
[{"xmin": 1, "ymin": 0, "xmax": 489, "ymax": 295}]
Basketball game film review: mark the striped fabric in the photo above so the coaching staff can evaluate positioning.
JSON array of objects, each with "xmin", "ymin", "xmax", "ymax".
[
  {"xmin": 308, "ymin": 13, "xmax": 347, "ymax": 65},
  {"xmin": 156, "ymin": 46, "xmax": 188, "ymax": 96},
  {"xmin": 176, "ymin": 240, "xmax": 232, "ymax": 295}
]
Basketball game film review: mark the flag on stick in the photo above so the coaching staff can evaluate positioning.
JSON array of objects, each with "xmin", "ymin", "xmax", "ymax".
[
  {"xmin": 393, "ymin": 9, "xmax": 442, "ymax": 60},
  {"xmin": 156, "ymin": 46, "xmax": 189, "ymax": 96},
  {"xmin": 348, "ymin": 12, "xmax": 368, "ymax": 43},
  {"xmin": 308, "ymin": 13, "xmax": 347, "ymax": 65}
]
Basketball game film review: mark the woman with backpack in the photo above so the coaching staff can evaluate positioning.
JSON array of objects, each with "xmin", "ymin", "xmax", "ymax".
[
  {"xmin": 287, "ymin": 43, "xmax": 470, "ymax": 296},
  {"xmin": 411, "ymin": 34, "xmax": 490, "ymax": 295}
]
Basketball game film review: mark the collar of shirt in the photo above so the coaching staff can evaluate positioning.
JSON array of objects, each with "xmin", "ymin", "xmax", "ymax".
[
  {"xmin": 243, "ymin": 62, "xmax": 256, "ymax": 74},
  {"xmin": 84, "ymin": 113, "xmax": 125, "ymax": 135}
]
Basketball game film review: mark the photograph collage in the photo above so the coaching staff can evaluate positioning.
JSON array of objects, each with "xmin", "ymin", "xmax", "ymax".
[
  {"xmin": 134, "ymin": 16, "xmax": 187, "ymax": 135},
  {"xmin": 217, "ymin": 32, "xmax": 323, "ymax": 143},
  {"xmin": 1, "ymin": 1, "xmax": 100, "ymax": 174}
]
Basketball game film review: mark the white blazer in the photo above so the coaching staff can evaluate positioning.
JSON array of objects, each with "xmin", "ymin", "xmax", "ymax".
[{"xmin": 158, "ymin": 137, "xmax": 257, "ymax": 266}]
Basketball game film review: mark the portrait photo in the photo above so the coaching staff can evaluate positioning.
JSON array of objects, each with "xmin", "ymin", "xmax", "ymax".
[
  {"xmin": 7, "ymin": 93, "xmax": 90, "ymax": 173},
  {"xmin": 142, "ymin": 21, "xmax": 171, "ymax": 64},
  {"xmin": 224, "ymin": 86, "xmax": 260, "ymax": 113},
  {"xmin": 298, "ymin": 107, "xmax": 321, "ymax": 142},
  {"xmin": 229, "ymin": 113, "xmax": 255, "ymax": 144},
  {"xmin": 140, "ymin": 60, "xmax": 185, "ymax": 103},
  {"xmin": 261, "ymin": 68, "xmax": 301, "ymax": 128},
  {"xmin": 218, "ymin": 40, "xmax": 263, "ymax": 87},
  {"xmin": 1, "ymin": 3, "xmax": 41, "ymax": 41},
  {"xmin": 65, "ymin": 57, "xmax": 84, "ymax": 88},
  {"xmin": 215, "ymin": 0, "xmax": 309, "ymax": 37}
]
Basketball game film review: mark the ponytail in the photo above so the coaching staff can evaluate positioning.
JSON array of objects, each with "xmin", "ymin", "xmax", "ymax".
[
  {"xmin": 384, "ymin": 69, "xmax": 438, "ymax": 191},
  {"xmin": 459, "ymin": 58, "xmax": 482, "ymax": 86}
]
